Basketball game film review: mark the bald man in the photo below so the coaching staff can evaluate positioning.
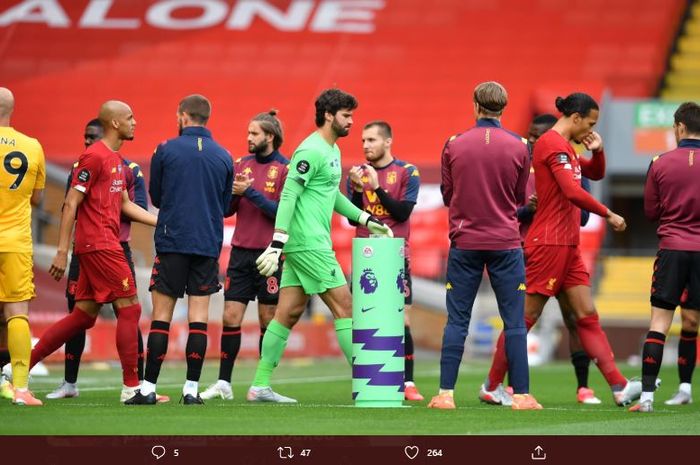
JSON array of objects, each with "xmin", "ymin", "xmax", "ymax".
[
  {"xmin": 0, "ymin": 88, "xmax": 46, "ymax": 405},
  {"xmin": 30, "ymin": 101, "xmax": 158, "ymax": 404}
]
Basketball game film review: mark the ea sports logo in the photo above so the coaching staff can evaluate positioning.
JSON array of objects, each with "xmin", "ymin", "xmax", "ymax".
[{"xmin": 362, "ymin": 246, "xmax": 374, "ymax": 258}]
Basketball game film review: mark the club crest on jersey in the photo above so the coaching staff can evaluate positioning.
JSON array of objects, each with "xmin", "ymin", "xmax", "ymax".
[
  {"xmin": 359, "ymin": 268, "xmax": 378, "ymax": 294},
  {"xmin": 122, "ymin": 278, "xmax": 130, "ymax": 291},
  {"xmin": 77, "ymin": 169, "xmax": 90, "ymax": 182},
  {"xmin": 387, "ymin": 172, "xmax": 397, "ymax": 185},
  {"xmin": 267, "ymin": 166, "xmax": 279, "ymax": 179}
]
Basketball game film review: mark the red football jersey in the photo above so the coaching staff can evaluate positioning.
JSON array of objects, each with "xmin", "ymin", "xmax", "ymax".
[
  {"xmin": 70, "ymin": 140, "xmax": 125, "ymax": 254},
  {"xmin": 525, "ymin": 130, "xmax": 608, "ymax": 246}
]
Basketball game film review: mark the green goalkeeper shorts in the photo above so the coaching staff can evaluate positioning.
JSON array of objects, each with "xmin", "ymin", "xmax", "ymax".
[{"xmin": 280, "ymin": 249, "xmax": 346, "ymax": 295}]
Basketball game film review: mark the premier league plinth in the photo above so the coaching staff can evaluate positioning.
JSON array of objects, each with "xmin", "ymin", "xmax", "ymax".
[{"xmin": 352, "ymin": 237, "xmax": 406, "ymax": 408}]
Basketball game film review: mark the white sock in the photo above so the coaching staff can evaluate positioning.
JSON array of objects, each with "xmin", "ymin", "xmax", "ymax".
[
  {"xmin": 183, "ymin": 380, "xmax": 198, "ymax": 396},
  {"xmin": 140, "ymin": 380, "xmax": 156, "ymax": 396},
  {"xmin": 404, "ymin": 381, "xmax": 415, "ymax": 387},
  {"xmin": 217, "ymin": 379, "xmax": 231, "ymax": 387},
  {"xmin": 439, "ymin": 389, "xmax": 454, "ymax": 396},
  {"xmin": 640, "ymin": 391, "xmax": 654, "ymax": 403},
  {"xmin": 679, "ymin": 382, "xmax": 692, "ymax": 395}
]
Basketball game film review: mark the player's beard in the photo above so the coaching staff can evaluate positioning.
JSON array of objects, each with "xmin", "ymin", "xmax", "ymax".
[
  {"xmin": 332, "ymin": 118, "xmax": 350, "ymax": 138},
  {"xmin": 365, "ymin": 148, "xmax": 384, "ymax": 163},
  {"xmin": 249, "ymin": 140, "xmax": 269, "ymax": 155}
]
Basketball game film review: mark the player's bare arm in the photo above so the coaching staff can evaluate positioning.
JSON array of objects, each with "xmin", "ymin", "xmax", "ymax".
[
  {"xmin": 30, "ymin": 188, "xmax": 43, "ymax": 207},
  {"xmin": 120, "ymin": 190, "xmax": 156, "ymax": 226},
  {"xmin": 49, "ymin": 188, "xmax": 85, "ymax": 281}
]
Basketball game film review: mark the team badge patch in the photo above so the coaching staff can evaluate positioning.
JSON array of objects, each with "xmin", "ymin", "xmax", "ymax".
[
  {"xmin": 387, "ymin": 172, "xmax": 397, "ymax": 185},
  {"xmin": 558, "ymin": 154, "xmax": 569, "ymax": 164},
  {"xmin": 77, "ymin": 169, "xmax": 90, "ymax": 182},
  {"xmin": 296, "ymin": 160, "xmax": 310, "ymax": 174},
  {"xmin": 267, "ymin": 166, "xmax": 279, "ymax": 179}
]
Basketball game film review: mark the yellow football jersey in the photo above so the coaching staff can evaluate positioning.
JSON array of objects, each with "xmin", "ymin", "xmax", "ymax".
[{"xmin": 0, "ymin": 126, "xmax": 45, "ymax": 253}]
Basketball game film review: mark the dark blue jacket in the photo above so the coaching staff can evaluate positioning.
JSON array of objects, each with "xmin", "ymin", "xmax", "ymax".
[{"xmin": 149, "ymin": 126, "xmax": 234, "ymax": 257}]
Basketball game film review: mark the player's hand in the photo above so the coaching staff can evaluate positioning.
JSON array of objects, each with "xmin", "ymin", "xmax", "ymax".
[
  {"xmin": 527, "ymin": 194, "xmax": 538, "ymax": 212},
  {"xmin": 358, "ymin": 212, "xmax": 394, "ymax": 238},
  {"xmin": 582, "ymin": 131, "xmax": 604, "ymax": 152},
  {"xmin": 606, "ymin": 210, "xmax": 626, "ymax": 232},
  {"xmin": 363, "ymin": 165, "xmax": 380, "ymax": 190},
  {"xmin": 256, "ymin": 232, "xmax": 288, "ymax": 277},
  {"xmin": 49, "ymin": 251, "xmax": 68, "ymax": 281},
  {"xmin": 348, "ymin": 166, "xmax": 364, "ymax": 192},
  {"xmin": 233, "ymin": 177, "xmax": 254, "ymax": 195}
]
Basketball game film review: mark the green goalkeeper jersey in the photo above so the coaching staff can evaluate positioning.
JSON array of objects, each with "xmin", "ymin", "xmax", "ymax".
[{"xmin": 278, "ymin": 131, "xmax": 342, "ymax": 253}]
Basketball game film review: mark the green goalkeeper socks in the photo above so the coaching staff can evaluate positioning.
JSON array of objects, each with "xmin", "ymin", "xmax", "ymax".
[
  {"xmin": 252, "ymin": 319, "xmax": 290, "ymax": 387},
  {"xmin": 334, "ymin": 318, "xmax": 353, "ymax": 364}
]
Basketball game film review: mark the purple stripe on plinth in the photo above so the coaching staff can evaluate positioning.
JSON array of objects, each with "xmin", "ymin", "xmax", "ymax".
[
  {"xmin": 353, "ymin": 328, "xmax": 404, "ymax": 357},
  {"xmin": 353, "ymin": 363, "xmax": 404, "ymax": 387}
]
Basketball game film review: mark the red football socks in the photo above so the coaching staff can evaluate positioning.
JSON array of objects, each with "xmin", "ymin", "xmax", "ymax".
[
  {"xmin": 576, "ymin": 314, "xmax": 627, "ymax": 388},
  {"xmin": 30, "ymin": 308, "xmax": 96, "ymax": 369},
  {"xmin": 115, "ymin": 303, "xmax": 142, "ymax": 387}
]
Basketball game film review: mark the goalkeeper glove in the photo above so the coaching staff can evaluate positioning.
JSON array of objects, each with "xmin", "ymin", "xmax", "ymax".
[
  {"xmin": 256, "ymin": 232, "xmax": 288, "ymax": 277},
  {"xmin": 358, "ymin": 212, "xmax": 394, "ymax": 238}
]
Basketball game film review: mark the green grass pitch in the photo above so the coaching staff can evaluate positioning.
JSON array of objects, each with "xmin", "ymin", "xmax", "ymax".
[{"xmin": 2, "ymin": 357, "xmax": 699, "ymax": 435}]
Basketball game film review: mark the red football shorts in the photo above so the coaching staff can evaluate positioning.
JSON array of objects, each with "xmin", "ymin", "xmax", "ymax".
[
  {"xmin": 524, "ymin": 245, "xmax": 590, "ymax": 296},
  {"xmin": 75, "ymin": 248, "xmax": 137, "ymax": 304}
]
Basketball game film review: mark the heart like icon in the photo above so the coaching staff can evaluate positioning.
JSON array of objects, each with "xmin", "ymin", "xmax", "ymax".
[{"xmin": 404, "ymin": 446, "xmax": 419, "ymax": 460}]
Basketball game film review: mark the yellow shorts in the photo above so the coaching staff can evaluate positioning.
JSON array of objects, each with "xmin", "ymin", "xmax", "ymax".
[{"xmin": 0, "ymin": 252, "xmax": 35, "ymax": 302}]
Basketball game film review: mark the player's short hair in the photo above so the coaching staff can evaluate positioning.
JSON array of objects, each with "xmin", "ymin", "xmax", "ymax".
[
  {"xmin": 363, "ymin": 120, "xmax": 392, "ymax": 139},
  {"xmin": 531, "ymin": 114, "xmax": 558, "ymax": 126},
  {"xmin": 252, "ymin": 109, "xmax": 284, "ymax": 150},
  {"xmin": 178, "ymin": 94, "xmax": 211, "ymax": 125},
  {"xmin": 555, "ymin": 93, "xmax": 599, "ymax": 118},
  {"xmin": 314, "ymin": 89, "xmax": 358, "ymax": 127},
  {"xmin": 674, "ymin": 102, "xmax": 700, "ymax": 135},
  {"xmin": 473, "ymin": 81, "xmax": 508, "ymax": 116},
  {"xmin": 85, "ymin": 118, "xmax": 102, "ymax": 129}
]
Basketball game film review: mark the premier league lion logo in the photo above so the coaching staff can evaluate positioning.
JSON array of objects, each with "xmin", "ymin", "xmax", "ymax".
[
  {"xmin": 359, "ymin": 268, "xmax": 379, "ymax": 294},
  {"xmin": 396, "ymin": 270, "xmax": 406, "ymax": 294}
]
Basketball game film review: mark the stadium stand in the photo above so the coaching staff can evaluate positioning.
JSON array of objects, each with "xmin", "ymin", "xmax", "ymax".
[{"xmin": 662, "ymin": 1, "xmax": 700, "ymax": 100}]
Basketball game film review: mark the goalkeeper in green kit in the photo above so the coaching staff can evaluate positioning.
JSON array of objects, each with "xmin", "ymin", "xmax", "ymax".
[{"xmin": 248, "ymin": 89, "xmax": 393, "ymax": 403}]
